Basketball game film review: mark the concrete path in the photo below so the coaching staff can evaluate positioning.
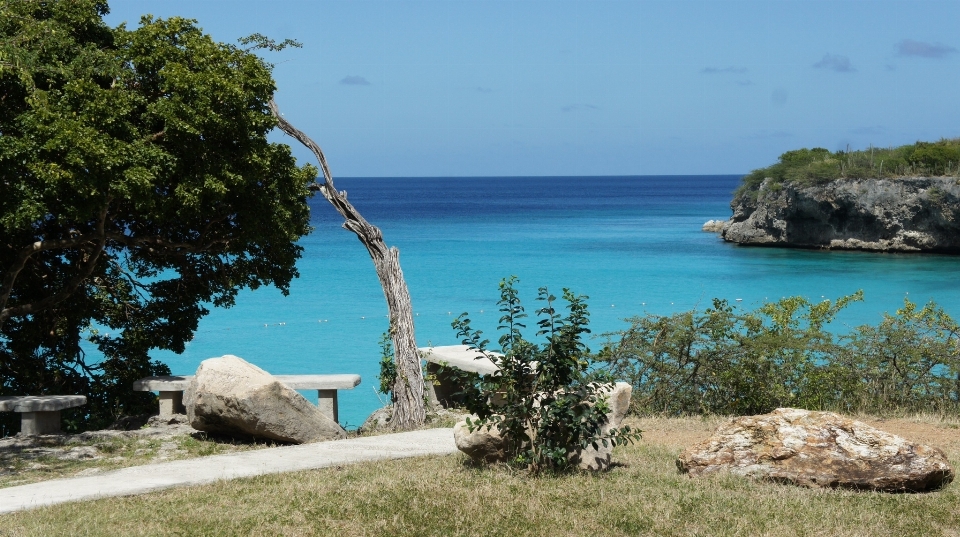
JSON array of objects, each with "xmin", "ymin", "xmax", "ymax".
[{"xmin": 0, "ymin": 428, "xmax": 457, "ymax": 514}]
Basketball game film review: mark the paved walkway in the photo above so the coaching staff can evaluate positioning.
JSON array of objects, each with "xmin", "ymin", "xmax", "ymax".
[{"xmin": 0, "ymin": 428, "xmax": 457, "ymax": 514}]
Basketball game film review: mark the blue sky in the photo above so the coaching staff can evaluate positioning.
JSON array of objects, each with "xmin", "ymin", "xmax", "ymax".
[{"xmin": 105, "ymin": 1, "xmax": 960, "ymax": 177}]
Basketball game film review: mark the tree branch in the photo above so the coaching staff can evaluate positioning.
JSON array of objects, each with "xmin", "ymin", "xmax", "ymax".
[{"xmin": 0, "ymin": 202, "xmax": 111, "ymax": 327}]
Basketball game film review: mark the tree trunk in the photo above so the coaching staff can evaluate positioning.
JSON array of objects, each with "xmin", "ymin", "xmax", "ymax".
[{"xmin": 269, "ymin": 100, "xmax": 425, "ymax": 429}]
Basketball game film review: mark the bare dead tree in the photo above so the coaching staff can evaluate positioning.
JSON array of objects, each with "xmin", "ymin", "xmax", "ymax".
[{"xmin": 269, "ymin": 99, "xmax": 426, "ymax": 430}]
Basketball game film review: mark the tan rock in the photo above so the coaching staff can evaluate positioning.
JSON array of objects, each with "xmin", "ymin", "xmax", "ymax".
[
  {"xmin": 454, "ymin": 419, "xmax": 508, "ymax": 463},
  {"xmin": 576, "ymin": 382, "xmax": 632, "ymax": 471},
  {"xmin": 677, "ymin": 408, "xmax": 954, "ymax": 492},
  {"xmin": 184, "ymin": 355, "xmax": 346, "ymax": 443}
]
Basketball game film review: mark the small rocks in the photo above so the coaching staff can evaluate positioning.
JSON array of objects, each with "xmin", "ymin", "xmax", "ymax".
[
  {"xmin": 677, "ymin": 408, "xmax": 954, "ymax": 492},
  {"xmin": 60, "ymin": 446, "xmax": 100, "ymax": 461}
]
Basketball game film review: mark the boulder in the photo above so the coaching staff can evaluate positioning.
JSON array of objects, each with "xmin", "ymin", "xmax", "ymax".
[
  {"xmin": 453, "ymin": 382, "xmax": 632, "ymax": 470},
  {"xmin": 576, "ymin": 382, "xmax": 632, "ymax": 471},
  {"xmin": 677, "ymin": 408, "xmax": 954, "ymax": 492},
  {"xmin": 184, "ymin": 355, "xmax": 345, "ymax": 443}
]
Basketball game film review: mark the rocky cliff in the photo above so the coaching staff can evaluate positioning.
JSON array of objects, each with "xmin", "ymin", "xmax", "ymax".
[{"xmin": 721, "ymin": 177, "xmax": 960, "ymax": 253}]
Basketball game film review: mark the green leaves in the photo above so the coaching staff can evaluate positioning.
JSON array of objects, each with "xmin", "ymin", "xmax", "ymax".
[
  {"xmin": 454, "ymin": 277, "xmax": 641, "ymax": 474},
  {"xmin": 0, "ymin": 1, "xmax": 315, "ymax": 432},
  {"xmin": 735, "ymin": 138, "xmax": 960, "ymax": 200},
  {"xmin": 601, "ymin": 292, "xmax": 960, "ymax": 417}
]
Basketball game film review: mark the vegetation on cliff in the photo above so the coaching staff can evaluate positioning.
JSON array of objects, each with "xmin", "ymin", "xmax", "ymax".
[{"xmin": 736, "ymin": 139, "xmax": 960, "ymax": 200}]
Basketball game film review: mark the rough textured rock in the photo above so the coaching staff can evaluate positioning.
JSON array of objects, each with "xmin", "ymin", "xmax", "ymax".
[
  {"xmin": 722, "ymin": 177, "xmax": 960, "ymax": 252},
  {"xmin": 677, "ymin": 408, "xmax": 954, "ymax": 492},
  {"xmin": 576, "ymin": 382, "xmax": 632, "ymax": 471},
  {"xmin": 453, "ymin": 382, "xmax": 632, "ymax": 471},
  {"xmin": 454, "ymin": 420, "xmax": 508, "ymax": 463},
  {"xmin": 184, "ymin": 355, "xmax": 345, "ymax": 443},
  {"xmin": 702, "ymin": 219, "xmax": 727, "ymax": 233}
]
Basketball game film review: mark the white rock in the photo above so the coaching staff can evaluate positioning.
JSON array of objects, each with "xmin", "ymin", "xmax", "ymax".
[{"xmin": 184, "ymin": 355, "xmax": 345, "ymax": 443}]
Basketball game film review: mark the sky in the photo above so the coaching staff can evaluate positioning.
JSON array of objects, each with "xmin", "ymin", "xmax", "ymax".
[{"xmin": 104, "ymin": 0, "xmax": 960, "ymax": 177}]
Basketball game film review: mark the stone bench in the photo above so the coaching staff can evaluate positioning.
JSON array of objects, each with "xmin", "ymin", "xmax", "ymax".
[
  {"xmin": 134, "ymin": 374, "xmax": 361, "ymax": 423},
  {"xmin": 0, "ymin": 395, "xmax": 87, "ymax": 435},
  {"xmin": 420, "ymin": 345, "xmax": 502, "ymax": 408}
]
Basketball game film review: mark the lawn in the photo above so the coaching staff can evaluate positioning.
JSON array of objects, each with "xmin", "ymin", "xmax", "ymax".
[{"xmin": 2, "ymin": 415, "xmax": 959, "ymax": 536}]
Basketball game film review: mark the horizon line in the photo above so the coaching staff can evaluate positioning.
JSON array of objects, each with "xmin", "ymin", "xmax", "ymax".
[{"xmin": 329, "ymin": 173, "xmax": 747, "ymax": 179}]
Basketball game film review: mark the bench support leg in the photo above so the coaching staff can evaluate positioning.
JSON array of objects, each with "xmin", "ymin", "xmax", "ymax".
[
  {"xmin": 317, "ymin": 390, "xmax": 338, "ymax": 424},
  {"xmin": 21, "ymin": 411, "xmax": 61, "ymax": 435},
  {"xmin": 158, "ymin": 391, "xmax": 184, "ymax": 417}
]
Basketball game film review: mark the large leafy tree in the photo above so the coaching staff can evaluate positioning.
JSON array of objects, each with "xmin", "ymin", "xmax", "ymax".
[{"xmin": 0, "ymin": 0, "xmax": 315, "ymax": 432}]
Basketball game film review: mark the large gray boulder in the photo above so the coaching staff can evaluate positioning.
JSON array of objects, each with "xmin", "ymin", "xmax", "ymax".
[
  {"xmin": 184, "ymin": 355, "xmax": 345, "ymax": 443},
  {"xmin": 677, "ymin": 408, "xmax": 954, "ymax": 492},
  {"xmin": 453, "ymin": 382, "xmax": 632, "ymax": 471}
]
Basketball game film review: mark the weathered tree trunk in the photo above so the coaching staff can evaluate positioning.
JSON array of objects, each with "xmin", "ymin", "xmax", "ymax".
[{"xmin": 269, "ymin": 100, "xmax": 425, "ymax": 429}]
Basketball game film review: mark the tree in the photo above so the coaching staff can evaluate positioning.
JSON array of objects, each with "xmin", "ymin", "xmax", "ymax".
[
  {"xmin": 270, "ymin": 101, "xmax": 427, "ymax": 430},
  {"xmin": 0, "ymin": 0, "xmax": 316, "ymax": 432}
]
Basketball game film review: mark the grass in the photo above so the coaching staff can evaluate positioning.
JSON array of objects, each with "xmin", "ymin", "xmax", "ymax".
[
  {"xmin": 2, "ymin": 415, "xmax": 959, "ymax": 536},
  {"xmin": 0, "ymin": 431, "xmax": 272, "ymax": 489}
]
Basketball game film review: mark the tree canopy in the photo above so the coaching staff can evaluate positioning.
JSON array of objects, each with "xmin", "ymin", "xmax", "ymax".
[{"xmin": 0, "ymin": 0, "xmax": 316, "ymax": 432}]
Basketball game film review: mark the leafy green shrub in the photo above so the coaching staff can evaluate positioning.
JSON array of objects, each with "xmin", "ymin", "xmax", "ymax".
[
  {"xmin": 734, "ymin": 139, "xmax": 960, "ymax": 198},
  {"xmin": 599, "ymin": 293, "xmax": 860, "ymax": 416},
  {"xmin": 452, "ymin": 277, "xmax": 641, "ymax": 474},
  {"xmin": 600, "ymin": 293, "xmax": 960, "ymax": 417},
  {"xmin": 833, "ymin": 299, "xmax": 960, "ymax": 414},
  {"xmin": 377, "ymin": 331, "xmax": 397, "ymax": 403},
  {"xmin": 910, "ymin": 141, "xmax": 960, "ymax": 175}
]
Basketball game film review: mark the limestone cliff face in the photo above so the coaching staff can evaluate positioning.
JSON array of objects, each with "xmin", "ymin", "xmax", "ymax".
[{"xmin": 721, "ymin": 177, "xmax": 960, "ymax": 253}]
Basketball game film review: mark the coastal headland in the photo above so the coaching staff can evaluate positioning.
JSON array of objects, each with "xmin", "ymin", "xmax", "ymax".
[{"xmin": 720, "ymin": 176, "xmax": 960, "ymax": 253}]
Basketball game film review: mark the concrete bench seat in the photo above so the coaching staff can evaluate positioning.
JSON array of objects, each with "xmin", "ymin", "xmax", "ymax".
[
  {"xmin": 419, "ymin": 345, "xmax": 501, "ymax": 375},
  {"xmin": 419, "ymin": 345, "xmax": 504, "ymax": 408},
  {"xmin": 0, "ymin": 395, "xmax": 87, "ymax": 435},
  {"xmin": 134, "ymin": 374, "xmax": 361, "ymax": 422}
]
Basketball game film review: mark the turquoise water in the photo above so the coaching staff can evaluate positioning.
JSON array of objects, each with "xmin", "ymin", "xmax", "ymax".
[{"xmin": 153, "ymin": 176, "xmax": 960, "ymax": 428}]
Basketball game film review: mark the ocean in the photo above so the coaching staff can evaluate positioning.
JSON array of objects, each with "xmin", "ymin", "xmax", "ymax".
[{"xmin": 153, "ymin": 175, "xmax": 960, "ymax": 428}]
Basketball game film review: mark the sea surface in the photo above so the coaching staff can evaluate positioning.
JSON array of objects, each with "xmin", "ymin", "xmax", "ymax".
[{"xmin": 153, "ymin": 175, "xmax": 960, "ymax": 428}]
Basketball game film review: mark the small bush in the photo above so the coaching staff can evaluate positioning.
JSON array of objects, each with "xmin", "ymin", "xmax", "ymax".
[
  {"xmin": 452, "ymin": 276, "xmax": 641, "ymax": 474},
  {"xmin": 599, "ymin": 293, "xmax": 960, "ymax": 417}
]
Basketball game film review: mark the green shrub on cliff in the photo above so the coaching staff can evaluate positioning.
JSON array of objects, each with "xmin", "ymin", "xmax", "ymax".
[{"xmin": 735, "ymin": 139, "xmax": 960, "ymax": 199}]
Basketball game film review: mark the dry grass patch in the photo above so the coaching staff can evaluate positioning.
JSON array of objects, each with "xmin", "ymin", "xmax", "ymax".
[{"xmin": 3, "ymin": 415, "xmax": 960, "ymax": 536}]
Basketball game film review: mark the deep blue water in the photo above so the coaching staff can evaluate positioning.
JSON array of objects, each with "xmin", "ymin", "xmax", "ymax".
[{"xmin": 153, "ymin": 176, "xmax": 960, "ymax": 428}]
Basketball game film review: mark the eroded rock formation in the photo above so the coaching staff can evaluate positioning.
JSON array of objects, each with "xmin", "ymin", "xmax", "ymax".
[{"xmin": 721, "ymin": 177, "xmax": 960, "ymax": 252}]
